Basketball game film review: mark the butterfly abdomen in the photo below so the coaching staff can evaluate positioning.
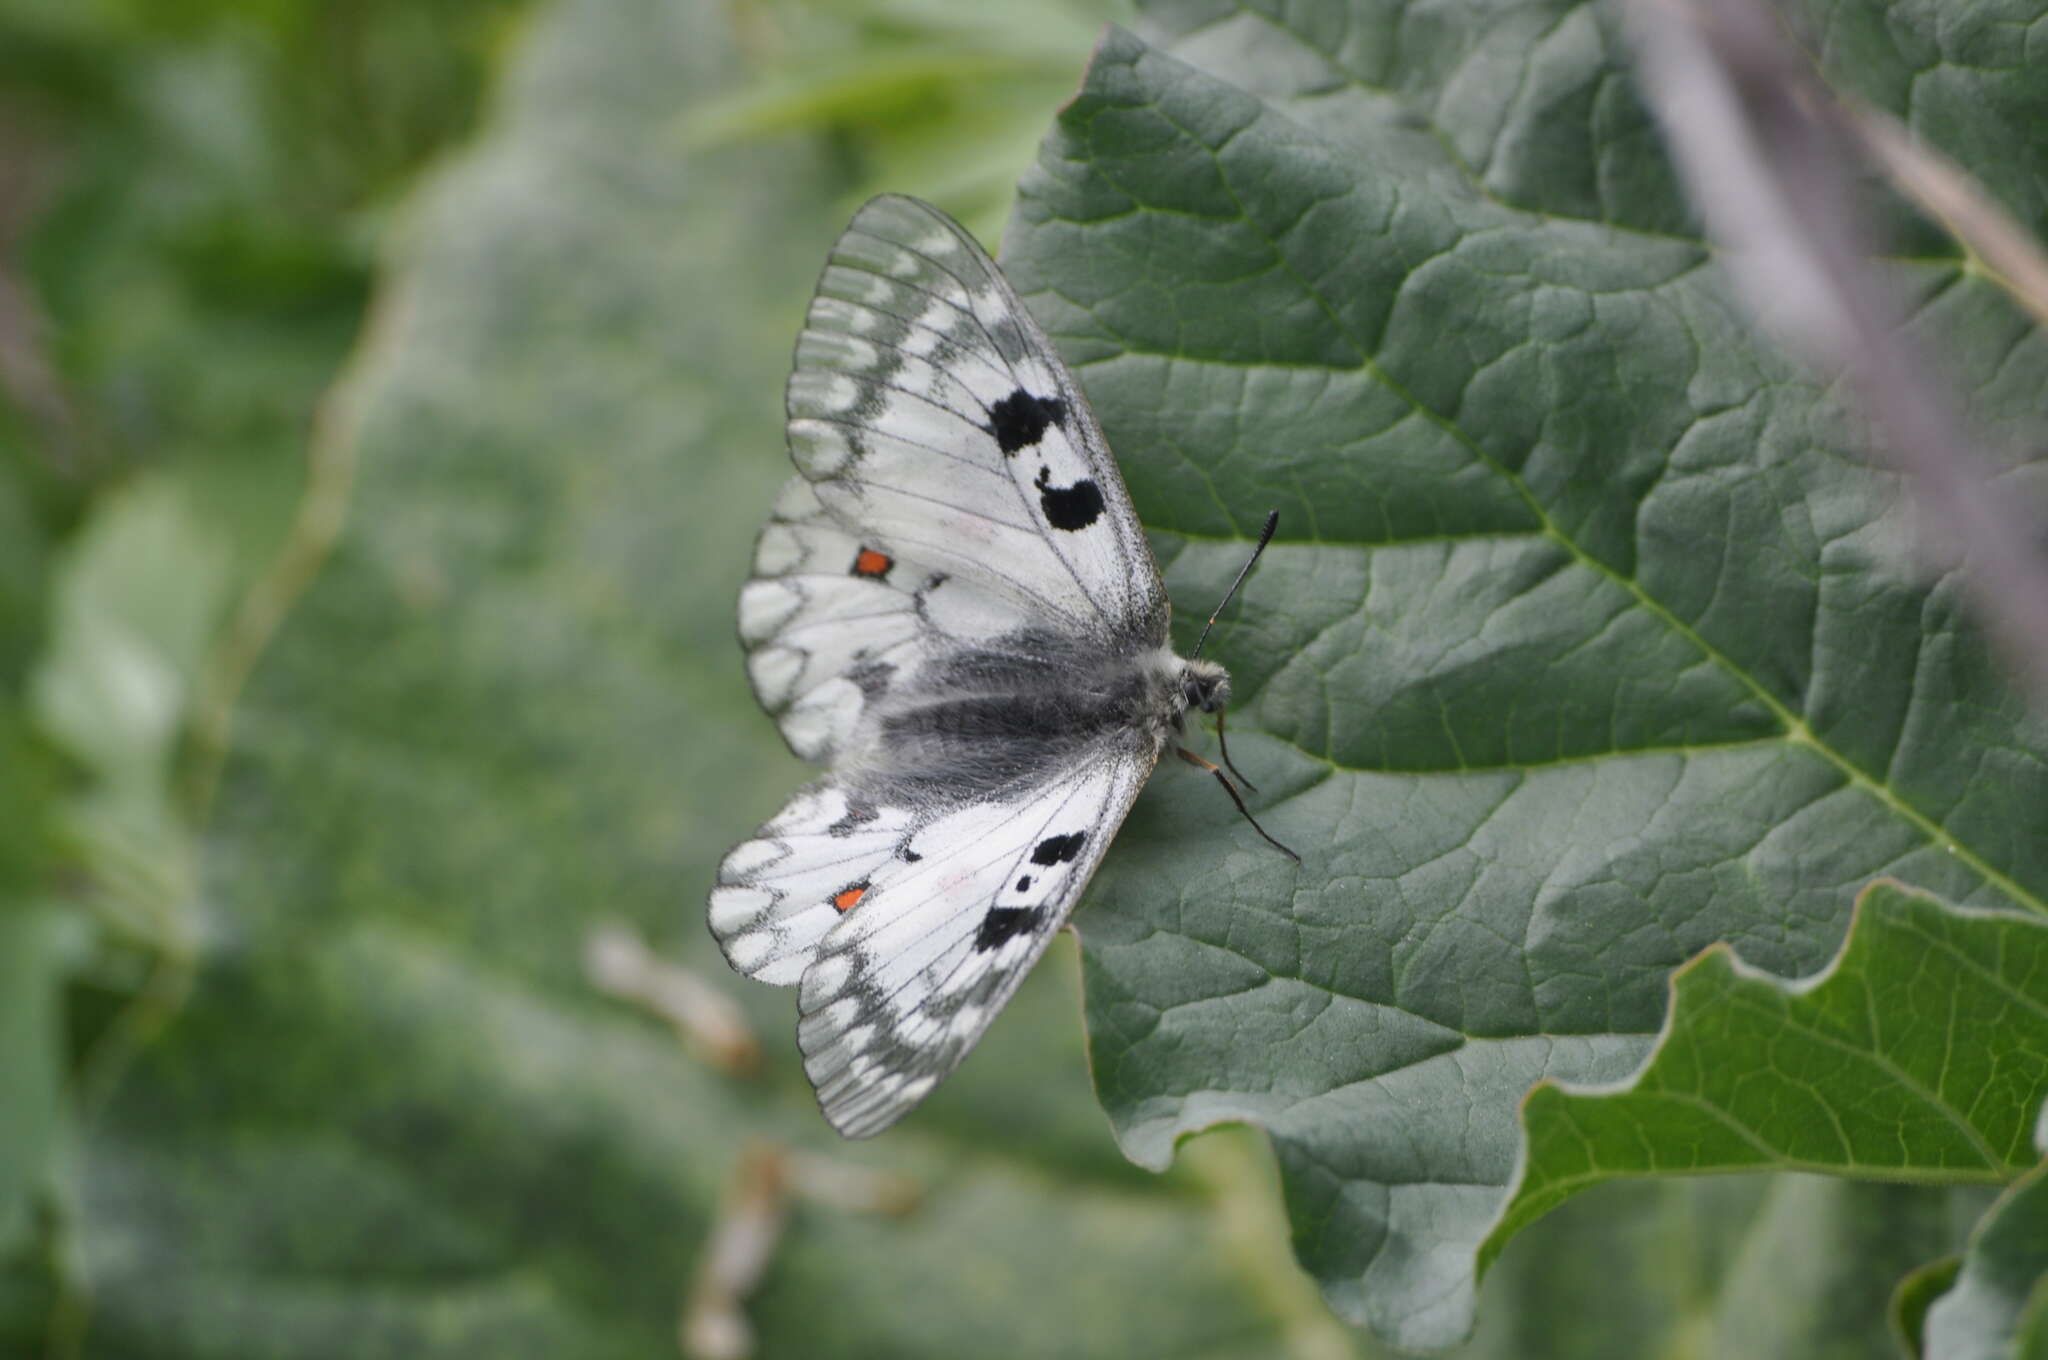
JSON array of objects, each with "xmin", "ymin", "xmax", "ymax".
[{"xmin": 856, "ymin": 639, "xmax": 1178, "ymax": 801}]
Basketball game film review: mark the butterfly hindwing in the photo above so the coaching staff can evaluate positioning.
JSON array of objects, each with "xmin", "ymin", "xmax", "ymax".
[
  {"xmin": 710, "ymin": 739, "xmax": 1154, "ymax": 1134},
  {"xmin": 794, "ymin": 742, "xmax": 1154, "ymax": 1137},
  {"xmin": 737, "ymin": 476, "xmax": 1033, "ymax": 762},
  {"xmin": 709, "ymin": 778, "xmax": 922, "ymax": 989}
]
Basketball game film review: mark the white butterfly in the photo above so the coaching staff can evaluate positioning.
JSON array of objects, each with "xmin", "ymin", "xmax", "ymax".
[{"xmin": 708, "ymin": 195, "xmax": 1289, "ymax": 1137}]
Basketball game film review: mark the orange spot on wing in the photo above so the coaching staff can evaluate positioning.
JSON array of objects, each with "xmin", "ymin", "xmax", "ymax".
[
  {"xmin": 833, "ymin": 883, "xmax": 868, "ymax": 913},
  {"xmin": 851, "ymin": 548, "xmax": 893, "ymax": 578}
]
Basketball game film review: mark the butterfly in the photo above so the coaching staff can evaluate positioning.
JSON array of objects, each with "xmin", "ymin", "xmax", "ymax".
[{"xmin": 709, "ymin": 194, "xmax": 1291, "ymax": 1137}]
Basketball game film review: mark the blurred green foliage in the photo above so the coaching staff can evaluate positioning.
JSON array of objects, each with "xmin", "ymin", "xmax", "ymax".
[
  {"xmin": 2, "ymin": 0, "xmax": 2043, "ymax": 1356},
  {"xmin": 4, "ymin": 0, "xmax": 1338, "ymax": 1350},
  {"xmin": 0, "ymin": 0, "xmax": 532, "ymax": 1335},
  {"xmin": 0, "ymin": 0, "xmax": 523, "ymax": 547}
]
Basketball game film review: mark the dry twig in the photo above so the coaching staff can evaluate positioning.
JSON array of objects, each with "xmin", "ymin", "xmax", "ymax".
[{"xmin": 1630, "ymin": 0, "xmax": 2048, "ymax": 704}]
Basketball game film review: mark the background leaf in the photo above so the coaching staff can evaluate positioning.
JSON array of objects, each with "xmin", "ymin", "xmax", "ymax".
[
  {"xmin": 1923, "ymin": 1108, "xmax": 2048, "ymax": 1360},
  {"xmin": 999, "ymin": 10, "xmax": 2048, "ymax": 1347},
  {"xmin": 0, "ymin": 903, "xmax": 65, "ymax": 1250},
  {"xmin": 1894, "ymin": 1255, "xmax": 1964, "ymax": 1360},
  {"xmin": 1487, "ymin": 882, "xmax": 2048, "ymax": 1263}
]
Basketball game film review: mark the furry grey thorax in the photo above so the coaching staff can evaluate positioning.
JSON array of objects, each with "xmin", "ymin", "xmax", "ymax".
[{"xmin": 844, "ymin": 629, "xmax": 1224, "ymax": 805}]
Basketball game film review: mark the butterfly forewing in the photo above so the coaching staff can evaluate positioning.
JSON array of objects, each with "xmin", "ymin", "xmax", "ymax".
[{"xmin": 788, "ymin": 194, "xmax": 1164, "ymax": 641}]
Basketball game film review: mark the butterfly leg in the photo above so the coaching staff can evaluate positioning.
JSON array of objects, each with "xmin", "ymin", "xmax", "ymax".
[
  {"xmin": 1211, "ymin": 706, "xmax": 1258, "ymax": 793},
  {"xmin": 1174, "ymin": 747, "xmax": 1300, "ymax": 862}
]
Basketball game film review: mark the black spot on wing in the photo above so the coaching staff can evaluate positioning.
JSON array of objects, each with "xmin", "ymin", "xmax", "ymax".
[
  {"xmin": 974, "ymin": 905, "xmax": 1043, "ymax": 953},
  {"xmin": 1015, "ymin": 875, "xmax": 1032, "ymax": 892},
  {"xmin": 1033, "ymin": 466, "xmax": 1104, "ymax": 531},
  {"xmin": 988, "ymin": 389, "xmax": 1065, "ymax": 456},
  {"xmin": 828, "ymin": 800, "xmax": 879, "ymax": 837},
  {"xmin": 1031, "ymin": 832, "xmax": 1086, "ymax": 866}
]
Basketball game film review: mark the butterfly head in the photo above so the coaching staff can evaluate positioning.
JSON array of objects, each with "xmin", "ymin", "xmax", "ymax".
[{"xmin": 1180, "ymin": 657, "xmax": 1232, "ymax": 714}]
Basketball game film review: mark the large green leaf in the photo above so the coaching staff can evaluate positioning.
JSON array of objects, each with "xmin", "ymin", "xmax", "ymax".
[
  {"xmin": 999, "ymin": 9, "xmax": 2048, "ymax": 1347},
  {"xmin": 43, "ymin": 0, "xmax": 1312, "ymax": 1356},
  {"xmin": 1488, "ymin": 882, "xmax": 2048, "ymax": 1261}
]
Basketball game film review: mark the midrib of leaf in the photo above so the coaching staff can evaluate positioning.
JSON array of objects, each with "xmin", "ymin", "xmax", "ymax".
[{"xmin": 1084, "ymin": 82, "xmax": 2047, "ymax": 922}]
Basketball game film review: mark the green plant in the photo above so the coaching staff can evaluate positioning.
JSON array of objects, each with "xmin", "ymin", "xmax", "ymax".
[{"xmin": 4, "ymin": 0, "xmax": 2043, "ymax": 1355}]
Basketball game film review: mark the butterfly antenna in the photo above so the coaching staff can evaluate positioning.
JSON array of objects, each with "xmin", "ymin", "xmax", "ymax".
[
  {"xmin": 1175, "ymin": 747, "xmax": 1300, "ymax": 862},
  {"xmin": 1188, "ymin": 510, "xmax": 1280, "ymax": 662}
]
